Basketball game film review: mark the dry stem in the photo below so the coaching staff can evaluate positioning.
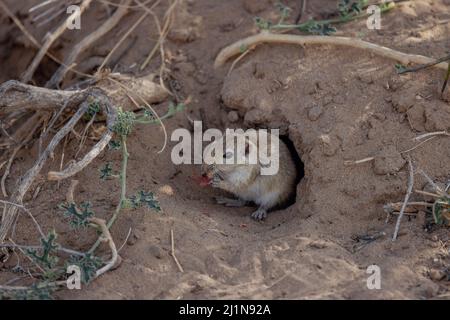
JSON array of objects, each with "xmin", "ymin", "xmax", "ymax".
[
  {"xmin": 392, "ymin": 156, "xmax": 414, "ymax": 241},
  {"xmin": 214, "ymin": 32, "xmax": 449, "ymax": 71},
  {"xmin": 170, "ymin": 229, "xmax": 184, "ymax": 273},
  {"xmin": 0, "ymin": 81, "xmax": 117, "ymax": 243}
]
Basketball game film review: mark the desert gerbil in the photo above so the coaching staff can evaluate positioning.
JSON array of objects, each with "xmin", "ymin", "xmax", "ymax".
[{"xmin": 201, "ymin": 130, "xmax": 297, "ymax": 220}]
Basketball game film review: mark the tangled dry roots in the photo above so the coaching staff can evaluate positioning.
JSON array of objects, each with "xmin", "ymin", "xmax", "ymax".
[{"xmin": 0, "ymin": 80, "xmax": 118, "ymax": 243}]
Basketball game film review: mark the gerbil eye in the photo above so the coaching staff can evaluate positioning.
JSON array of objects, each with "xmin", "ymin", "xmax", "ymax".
[{"xmin": 224, "ymin": 151, "xmax": 233, "ymax": 159}]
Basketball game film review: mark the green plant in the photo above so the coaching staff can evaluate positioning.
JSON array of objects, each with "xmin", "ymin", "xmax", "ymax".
[
  {"xmin": 99, "ymin": 162, "xmax": 114, "ymax": 180},
  {"xmin": 84, "ymin": 99, "xmax": 101, "ymax": 120},
  {"xmin": 0, "ymin": 100, "xmax": 182, "ymax": 299},
  {"xmin": 396, "ymin": 54, "xmax": 450, "ymax": 94},
  {"xmin": 26, "ymin": 230, "xmax": 60, "ymax": 277},
  {"xmin": 338, "ymin": 0, "xmax": 368, "ymax": 18},
  {"xmin": 255, "ymin": 3, "xmax": 291, "ymax": 31},
  {"xmin": 129, "ymin": 190, "xmax": 161, "ymax": 211},
  {"xmin": 66, "ymin": 254, "xmax": 103, "ymax": 284},
  {"xmin": 88, "ymin": 102, "xmax": 183, "ymax": 254},
  {"xmin": 433, "ymin": 196, "xmax": 450, "ymax": 226},
  {"xmin": 0, "ymin": 283, "xmax": 55, "ymax": 300},
  {"xmin": 299, "ymin": 21, "xmax": 337, "ymax": 36},
  {"xmin": 255, "ymin": 1, "xmax": 396, "ymax": 36},
  {"xmin": 108, "ymin": 139, "xmax": 121, "ymax": 150},
  {"xmin": 394, "ymin": 63, "xmax": 407, "ymax": 73},
  {"xmin": 60, "ymin": 202, "xmax": 94, "ymax": 228}
]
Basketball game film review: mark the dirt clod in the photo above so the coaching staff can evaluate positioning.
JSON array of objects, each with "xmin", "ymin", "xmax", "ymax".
[
  {"xmin": 392, "ymin": 89, "xmax": 416, "ymax": 113},
  {"xmin": 373, "ymin": 145, "xmax": 406, "ymax": 175},
  {"xmin": 429, "ymin": 269, "xmax": 446, "ymax": 281},
  {"xmin": 307, "ymin": 105, "xmax": 323, "ymax": 121},
  {"xmin": 149, "ymin": 244, "xmax": 164, "ymax": 259},
  {"xmin": 227, "ymin": 111, "xmax": 239, "ymax": 123}
]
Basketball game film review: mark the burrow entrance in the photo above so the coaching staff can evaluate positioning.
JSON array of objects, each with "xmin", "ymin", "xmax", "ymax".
[{"xmin": 279, "ymin": 135, "xmax": 304, "ymax": 210}]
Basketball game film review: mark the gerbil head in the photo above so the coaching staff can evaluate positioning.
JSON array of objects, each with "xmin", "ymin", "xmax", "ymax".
[{"xmin": 201, "ymin": 133, "xmax": 262, "ymax": 182}]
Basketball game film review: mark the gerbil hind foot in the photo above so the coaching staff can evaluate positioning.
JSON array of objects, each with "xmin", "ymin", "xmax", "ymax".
[
  {"xmin": 251, "ymin": 207, "xmax": 267, "ymax": 221},
  {"xmin": 215, "ymin": 196, "xmax": 247, "ymax": 207}
]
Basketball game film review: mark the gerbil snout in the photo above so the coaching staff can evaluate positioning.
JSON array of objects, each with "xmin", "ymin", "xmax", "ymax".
[{"xmin": 200, "ymin": 164, "xmax": 214, "ymax": 179}]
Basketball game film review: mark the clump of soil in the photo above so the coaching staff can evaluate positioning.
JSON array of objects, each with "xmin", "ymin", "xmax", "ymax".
[{"xmin": 1, "ymin": 0, "xmax": 449, "ymax": 299}]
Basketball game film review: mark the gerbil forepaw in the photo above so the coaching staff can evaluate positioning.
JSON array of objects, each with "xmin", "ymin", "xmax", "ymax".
[
  {"xmin": 251, "ymin": 208, "xmax": 267, "ymax": 221},
  {"xmin": 215, "ymin": 196, "xmax": 247, "ymax": 207},
  {"xmin": 211, "ymin": 173, "xmax": 223, "ymax": 188}
]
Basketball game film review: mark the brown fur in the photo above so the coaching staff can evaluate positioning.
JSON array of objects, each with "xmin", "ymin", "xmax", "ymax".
[{"xmin": 201, "ymin": 130, "xmax": 297, "ymax": 220}]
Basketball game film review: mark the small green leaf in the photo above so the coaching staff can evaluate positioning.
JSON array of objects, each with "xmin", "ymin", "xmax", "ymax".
[
  {"xmin": 66, "ymin": 254, "xmax": 103, "ymax": 284},
  {"xmin": 338, "ymin": 0, "xmax": 367, "ymax": 18},
  {"xmin": 301, "ymin": 21, "xmax": 336, "ymax": 35},
  {"xmin": 143, "ymin": 109, "xmax": 156, "ymax": 120},
  {"xmin": 108, "ymin": 140, "xmax": 121, "ymax": 150},
  {"xmin": 60, "ymin": 202, "xmax": 94, "ymax": 228},
  {"xmin": 129, "ymin": 190, "xmax": 161, "ymax": 212},
  {"xmin": 84, "ymin": 100, "xmax": 101, "ymax": 120},
  {"xmin": 99, "ymin": 162, "xmax": 113, "ymax": 180},
  {"xmin": 395, "ymin": 63, "xmax": 407, "ymax": 73},
  {"xmin": 26, "ymin": 230, "xmax": 60, "ymax": 273},
  {"xmin": 167, "ymin": 102, "xmax": 185, "ymax": 116},
  {"xmin": 1, "ymin": 283, "xmax": 55, "ymax": 300},
  {"xmin": 113, "ymin": 109, "xmax": 136, "ymax": 136},
  {"xmin": 433, "ymin": 197, "xmax": 450, "ymax": 226},
  {"xmin": 254, "ymin": 17, "xmax": 272, "ymax": 30},
  {"xmin": 275, "ymin": 2, "xmax": 292, "ymax": 20}
]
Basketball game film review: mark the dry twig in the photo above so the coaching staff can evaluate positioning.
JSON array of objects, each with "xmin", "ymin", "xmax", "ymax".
[
  {"xmin": 0, "ymin": 80, "xmax": 117, "ymax": 243},
  {"xmin": 392, "ymin": 156, "xmax": 414, "ymax": 241},
  {"xmin": 170, "ymin": 229, "xmax": 184, "ymax": 273},
  {"xmin": 214, "ymin": 32, "xmax": 449, "ymax": 71}
]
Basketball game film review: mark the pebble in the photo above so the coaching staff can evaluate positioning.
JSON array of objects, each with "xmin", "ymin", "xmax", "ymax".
[
  {"xmin": 227, "ymin": 111, "xmax": 239, "ymax": 123},
  {"xmin": 149, "ymin": 245, "xmax": 163, "ymax": 259},
  {"xmin": 429, "ymin": 269, "xmax": 445, "ymax": 281}
]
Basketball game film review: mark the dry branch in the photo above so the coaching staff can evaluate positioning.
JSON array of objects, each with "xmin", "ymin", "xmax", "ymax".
[
  {"xmin": 214, "ymin": 32, "xmax": 450, "ymax": 71},
  {"xmin": 0, "ymin": 72, "xmax": 168, "ymax": 243},
  {"xmin": 90, "ymin": 217, "xmax": 118, "ymax": 277},
  {"xmin": 0, "ymin": 81, "xmax": 84, "ymax": 115},
  {"xmin": 0, "ymin": 80, "xmax": 117, "ymax": 244},
  {"xmin": 1, "ymin": 113, "xmax": 44, "ymax": 197},
  {"xmin": 98, "ymin": 73, "xmax": 169, "ymax": 111},
  {"xmin": 65, "ymin": 179, "xmax": 119, "ymax": 276},
  {"xmin": 170, "ymin": 229, "xmax": 184, "ymax": 273},
  {"xmin": 0, "ymin": 100, "xmax": 89, "ymax": 243},
  {"xmin": 47, "ymin": 95, "xmax": 117, "ymax": 181}
]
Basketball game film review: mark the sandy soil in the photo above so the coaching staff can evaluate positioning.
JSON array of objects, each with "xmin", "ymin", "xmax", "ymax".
[{"xmin": 0, "ymin": 0, "xmax": 449, "ymax": 299}]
